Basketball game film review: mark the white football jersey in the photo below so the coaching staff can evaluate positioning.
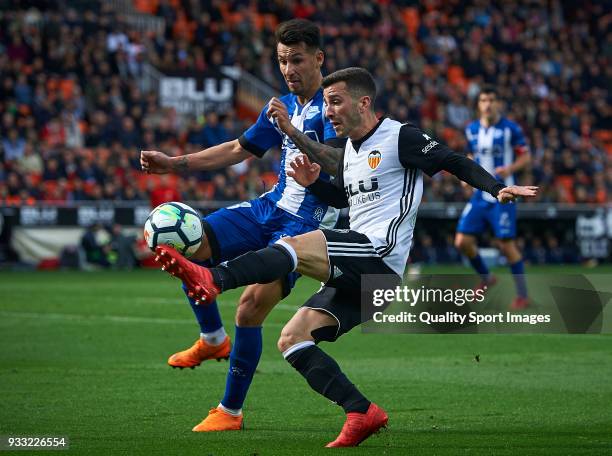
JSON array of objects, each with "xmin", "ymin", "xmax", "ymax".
[
  {"xmin": 309, "ymin": 117, "xmax": 503, "ymax": 277},
  {"xmin": 341, "ymin": 118, "xmax": 425, "ymax": 275}
]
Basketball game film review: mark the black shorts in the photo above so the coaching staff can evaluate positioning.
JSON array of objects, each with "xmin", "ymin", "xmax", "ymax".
[
  {"xmin": 321, "ymin": 228, "xmax": 398, "ymax": 289},
  {"xmin": 300, "ymin": 229, "xmax": 401, "ymax": 340}
]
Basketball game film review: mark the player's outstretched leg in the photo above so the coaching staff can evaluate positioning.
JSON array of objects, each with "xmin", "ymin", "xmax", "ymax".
[
  {"xmin": 155, "ymin": 245, "xmax": 222, "ymax": 303},
  {"xmin": 155, "ymin": 242, "xmax": 296, "ymax": 303},
  {"xmin": 280, "ymin": 308, "xmax": 388, "ymax": 447}
]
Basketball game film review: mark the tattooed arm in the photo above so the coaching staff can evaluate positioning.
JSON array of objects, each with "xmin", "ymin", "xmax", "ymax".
[
  {"xmin": 285, "ymin": 128, "xmax": 344, "ymax": 176},
  {"xmin": 267, "ymin": 97, "xmax": 344, "ymax": 176},
  {"xmin": 140, "ymin": 139, "xmax": 251, "ymax": 174}
]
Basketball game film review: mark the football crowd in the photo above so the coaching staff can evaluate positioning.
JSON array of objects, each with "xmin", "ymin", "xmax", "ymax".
[{"xmin": 0, "ymin": 0, "xmax": 609, "ymax": 263}]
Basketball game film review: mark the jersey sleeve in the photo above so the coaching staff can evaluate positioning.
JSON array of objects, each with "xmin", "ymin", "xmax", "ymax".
[
  {"xmin": 238, "ymin": 104, "xmax": 282, "ymax": 158},
  {"xmin": 398, "ymin": 124, "xmax": 453, "ymax": 176},
  {"xmin": 464, "ymin": 125, "xmax": 476, "ymax": 154},
  {"xmin": 510, "ymin": 122, "xmax": 529, "ymax": 156},
  {"xmin": 440, "ymin": 152, "xmax": 505, "ymax": 198},
  {"xmin": 307, "ymin": 150, "xmax": 348, "ymax": 208}
]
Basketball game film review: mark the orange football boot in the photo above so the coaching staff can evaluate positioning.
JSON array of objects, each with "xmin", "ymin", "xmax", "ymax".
[
  {"xmin": 155, "ymin": 245, "xmax": 221, "ymax": 304},
  {"xmin": 326, "ymin": 403, "xmax": 388, "ymax": 447},
  {"xmin": 192, "ymin": 407, "xmax": 244, "ymax": 432},
  {"xmin": 168, "ymin": 336, "xmax": 231, "ymax": 369}
]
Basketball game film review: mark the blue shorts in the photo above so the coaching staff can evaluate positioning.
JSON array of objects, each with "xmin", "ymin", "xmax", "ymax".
[
  {"xmin": 202, "ymin": 197, "xmax": 320, "ymax": 294},
  {"xmin": 457, "ymin": 197, "xmax": 517, "ymax": 239}
]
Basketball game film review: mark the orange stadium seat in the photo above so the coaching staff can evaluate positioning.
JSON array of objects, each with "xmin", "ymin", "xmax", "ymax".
[
  {"xmin": 260, "ymin": 172, "xmax": 278, "ymax": 191},
  {"xmin": 133, "ymin": 0, "xmax": 158, "ymax": 14},
  {"xmin": 402, "ymin": 7, "xmax": 419, "ymax": 37},
  {"xmin": 555, "ymin": 176, "xmax": 575, "ymax": 204},
  {"xmin": 199, "ymin": 182, "xmax": 215, "ymax": 199}
]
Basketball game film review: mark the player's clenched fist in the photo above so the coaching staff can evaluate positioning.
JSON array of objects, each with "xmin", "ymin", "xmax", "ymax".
[
  {"xmin": 141, "ymin": 150, "xmax": 172, "ymax": 174},
  {"xmin": 267, "ymin": 97, "xmax": 294, "ymax": 135}
]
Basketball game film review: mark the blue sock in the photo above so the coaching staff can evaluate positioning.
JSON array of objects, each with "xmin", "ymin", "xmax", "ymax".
[
  {"xmin": 221, "ymin": 326, "xmax": 262, "ymax": 411},
  {"xmin": 510, "ymin": 259, "xmax": 528, "ymax": 298},
  {"xmin": 182, "ymin": 284, "xmax": 223, "ymax": 334},
  {"xmin": 469, "ymin": 254, "xmax": 490, "ymax": 281}
]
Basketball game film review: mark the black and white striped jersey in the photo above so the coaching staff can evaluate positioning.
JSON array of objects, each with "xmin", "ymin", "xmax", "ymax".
[{"xmin": 308, "ymin": 117, "xmax": 505, "ymax": 276}]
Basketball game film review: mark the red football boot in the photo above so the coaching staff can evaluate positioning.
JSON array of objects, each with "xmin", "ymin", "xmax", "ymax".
[
  {"xmin": 474, "ymin": 274, "xmax": 497, "ymax": 293},
  {"xmin": 509, "ymin": 296, "xmax": 529, "ymax": 311},
  {"xmin": 155, "ymin": 245, "xmax": 220, "ymax": 304},
  {"xmin": 325, "ymin": 403, "xmax": 388, "ymax": 448}
]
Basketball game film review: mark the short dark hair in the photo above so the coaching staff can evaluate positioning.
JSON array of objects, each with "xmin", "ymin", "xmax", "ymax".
[
  {"xmin": 478, "ymin": 85, "xmax": 499, "ymax": 99},
  {"xmin": 322, "ymin": 67, "xmax": 377, "ymax": 107},
  {"xmin": 275, "ymin": 19, "xmax": 321, "ymax": 50}
]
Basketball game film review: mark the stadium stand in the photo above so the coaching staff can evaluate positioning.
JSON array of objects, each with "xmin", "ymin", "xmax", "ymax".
[{"xmin": 0, "ymin": 0, "xmax": 609, "ymax": 264}]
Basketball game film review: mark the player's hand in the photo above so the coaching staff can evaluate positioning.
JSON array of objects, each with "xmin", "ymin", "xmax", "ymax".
[
  {"xmin": 496, "ymin": 185, "xmax": 538, "ymax": 204},
  {"xmin": 495, "ymin": 166, "xmax": 511, "ymax": 178},
  {"xmin": 287, "ymin": 154, "xmax": 321, "ymax": 187},
  {"xmin": 141, "ymin": 150, "xmax": 172, "ymax": 174},
  {"xmin": 267, "ymin": 97, "xmax": 294, "ymax": 135}
]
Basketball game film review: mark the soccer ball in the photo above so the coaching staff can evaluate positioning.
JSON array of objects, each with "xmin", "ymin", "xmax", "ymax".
[{"xmin": 144, "ymin": 202, "xmax": 203, "ymax": 257}]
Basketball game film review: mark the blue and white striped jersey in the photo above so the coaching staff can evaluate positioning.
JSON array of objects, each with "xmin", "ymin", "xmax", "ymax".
[
  {"xmin": 465, "ymin": 117, "xmax": 528, "ymax": 202},
  {"xmin": 238, "ymin": 88, "xmax": 338, "ymax": 227}
]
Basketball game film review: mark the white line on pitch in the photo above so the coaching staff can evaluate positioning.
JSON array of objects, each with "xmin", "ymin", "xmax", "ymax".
[{"xmin": 0, "ymin": 310, "xmax": 286, "ymax": 327}]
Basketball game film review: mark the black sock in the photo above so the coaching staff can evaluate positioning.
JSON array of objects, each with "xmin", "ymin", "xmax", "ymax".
[
  {"xmin": 211, "ymin": 244, "xmax": 294, "ymax": 292},
  {"xmin": 286, "ymin": 345, "xmax": 370, "ymax": 414}
]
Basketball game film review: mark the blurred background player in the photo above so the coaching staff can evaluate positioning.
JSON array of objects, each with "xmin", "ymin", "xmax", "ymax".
[
  {"xmin": 140, "ymin": 19, "xmax": 342, "ymax": 431},
  {"xmin": 454, "ymin": 86, "xmax": 532, "ymax": 310}
]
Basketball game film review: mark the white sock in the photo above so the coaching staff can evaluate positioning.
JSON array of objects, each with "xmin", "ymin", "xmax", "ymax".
[
  {"xmin": 200, "ymin": 327, "xmax": 227, "ymax": 346},
  {"xmin": 282, "ymin": 340, "xmax": 315, "ymax": 359},
  {"xmin": 274, "ymin": 239, "xmax": 298, "ymax": 271},
  {"xmin": 218, "ymin": 402, "xmax": 242, "ymax": 416}
]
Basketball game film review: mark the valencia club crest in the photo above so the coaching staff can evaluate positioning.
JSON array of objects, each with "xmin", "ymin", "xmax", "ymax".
[{"xmin": 368, "ymin": 150, "xmax": 382, "ymax": 169}]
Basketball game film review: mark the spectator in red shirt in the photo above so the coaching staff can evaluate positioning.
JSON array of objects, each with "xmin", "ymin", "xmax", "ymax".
[{"xmin": 149, "ymin": 174, "xmax": 181, "ymax": 208}]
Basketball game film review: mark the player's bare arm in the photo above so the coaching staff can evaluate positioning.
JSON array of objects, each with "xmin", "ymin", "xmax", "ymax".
[
  {"xmin": 140, "ymin": 139, "xmax": 251, "ymax": 174},
  {"xmin": 267, "ymin": 97, "xmax": 342, "ymax": 175},
  {"xmin": 495, "ymin": 152, "xmax": 531, "ymax": 178}
]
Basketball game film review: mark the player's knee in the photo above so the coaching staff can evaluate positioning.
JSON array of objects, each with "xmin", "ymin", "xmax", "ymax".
[
  {"xmin": 454, "ymin": 234, "xmax": 468, "ymax": 251},
  {"xmin": 498, "ymin": 240, "xmax": 520, "ymax": 259},
  {"xmin": 277, "ymin": 328, "xmax": 308, "ymax": 353},
  {"xmin": 279, "ymin": 235, "xmax": 300, "ymax": 251},
  {"xmin": 453, "ymin": 235, "xmax": 464, "ymax": 250},
  {"xmin": 497, "ymin": 239, "xmax": 513, "ymax": 254}
]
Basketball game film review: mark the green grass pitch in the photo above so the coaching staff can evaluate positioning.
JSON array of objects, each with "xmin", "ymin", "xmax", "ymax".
[{"xmin": 1, "ymin": 266, "xmax": 611, "ymax": 455}]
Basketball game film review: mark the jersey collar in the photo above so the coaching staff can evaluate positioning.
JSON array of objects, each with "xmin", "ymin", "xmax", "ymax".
[
  {"xmin": 352, "ymin": 117, "xmax": 385, "ymax": 153},
  {"xmin": 295, "ymin": 87, "xmax": 323, "ymax": 114}
]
